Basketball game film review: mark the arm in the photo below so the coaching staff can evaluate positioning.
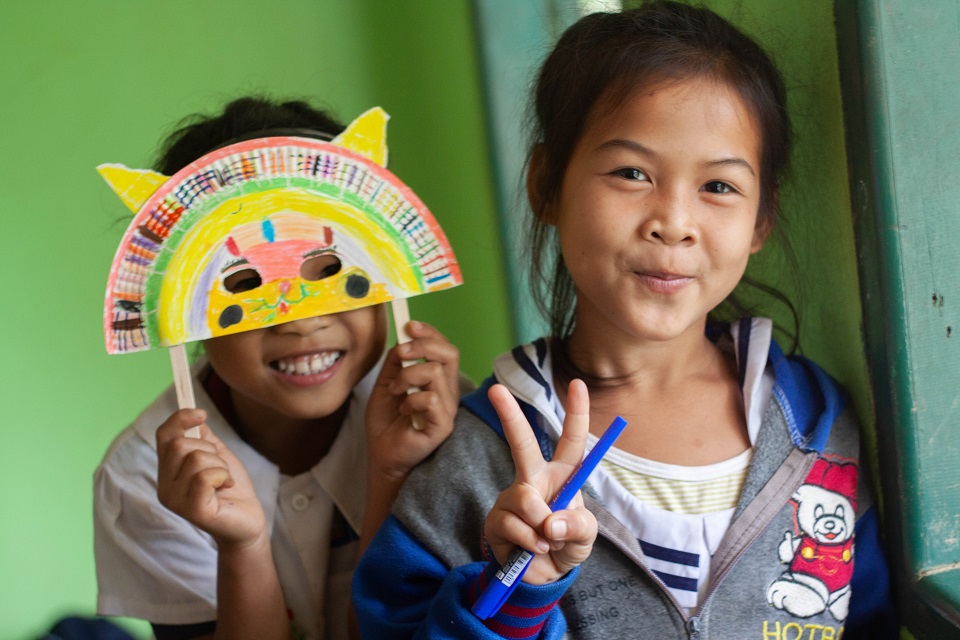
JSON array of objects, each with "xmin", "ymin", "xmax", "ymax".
[
  {"xmin": 361, "ymin": 320, "xmax": 461, "ymax": 555},
  {"xmin": 844, "ymin": 506, "xmax": 898, "ymax": 640},
  {"xmin": 353, "ymin": 514, "xmax": 573, "ymax": 640},
  {"xmin": 352, "ymin": 382, "xmax": 596, "ymax": 639},
  {"xmin": 155, "ymin": 409, "xmax": 288, "ymax": 640}
]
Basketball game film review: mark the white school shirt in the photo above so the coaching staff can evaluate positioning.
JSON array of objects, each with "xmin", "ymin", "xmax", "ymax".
[
  {"xmin": 94, "ymin": 357, "xmax": 379, "ymax": 640},
  {"xmin": 495, "ymin": 319, "xmax": 774, "ymax": 612}
]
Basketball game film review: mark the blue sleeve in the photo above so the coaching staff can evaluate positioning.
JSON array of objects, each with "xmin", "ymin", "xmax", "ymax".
[
  {"xmin": 353, "ymin": 515, "xmax": 572, "ymax": 639},
  {"xmin": 845, "ymin": 506, "xmax": 898, "ymax": 639}
]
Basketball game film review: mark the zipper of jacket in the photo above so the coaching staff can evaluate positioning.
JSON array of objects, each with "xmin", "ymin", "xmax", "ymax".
[
  {"xmin": 688, "ymin": 450, "xmax": 819, "ymax": 625},
  {"xmin": 596, "ymin": 449, "xmax": 817, "ymax": 637},
  {"xmin": 685, "ymin": 514, "xmax": 770, "ymax": 630},
  {"xmin": 597, "ymin": 506, "xmax": 766, "ymax": 638}
]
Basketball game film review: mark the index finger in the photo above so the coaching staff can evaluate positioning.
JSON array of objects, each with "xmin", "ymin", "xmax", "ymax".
[
  {"xmin": 551, "ymin": 379, "xmax": 590, "ymax": 469},
  {"xmin": 155, "ymin": 409, "xmax": 207, "ymax": 450},
  {"xmin": 488, "ymin": 383, "xmax": 546, "ymax": 484}
]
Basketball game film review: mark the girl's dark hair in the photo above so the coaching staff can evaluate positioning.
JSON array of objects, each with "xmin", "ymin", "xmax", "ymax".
[
  {"xmin": 527, "ymin": 1, "xmax": 795, "ymax": 351},
  {"xmin": 153, "ymin": 96, "xmax": 345, "ymax": 362},
  {"xmin": 154, "ymin": 96, "xmax": 345, "ymax": 175}
]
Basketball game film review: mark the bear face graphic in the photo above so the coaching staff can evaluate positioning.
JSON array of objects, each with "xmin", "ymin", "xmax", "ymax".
[{"xmin": 767, "ymin": 458, "xmax": 858, "ymax": 620}]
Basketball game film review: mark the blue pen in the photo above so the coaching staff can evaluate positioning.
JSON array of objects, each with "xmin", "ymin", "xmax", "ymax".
[{"xmin": 471, "ymin": 415, "xmax": 628, "ymax": 620}]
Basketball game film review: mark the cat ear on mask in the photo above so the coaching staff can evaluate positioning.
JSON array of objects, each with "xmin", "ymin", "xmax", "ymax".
[
  {"xmin": 332, "ymin": 107, "xmax": 389, "ymax": 167},
  {"xmin": 98, "ymin": 165, "xmax": 169, "ymax": 213}
]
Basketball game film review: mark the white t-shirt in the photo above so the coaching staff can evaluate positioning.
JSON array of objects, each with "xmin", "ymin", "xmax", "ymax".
[
  {"xmin": 94, "ymin": 358, "xmax": 378, "ymax": 640},
  {"xmin": 495, "ymin": 318, "xmax": 775, "ymax": 612}
]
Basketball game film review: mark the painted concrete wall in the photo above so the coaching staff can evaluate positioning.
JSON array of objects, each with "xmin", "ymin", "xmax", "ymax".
[{"xmin": 0, "ymin": 2, "xmax": 511, "ymax": 637}]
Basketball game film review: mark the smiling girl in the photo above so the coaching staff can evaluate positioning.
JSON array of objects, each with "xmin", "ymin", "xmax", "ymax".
[
  {"xmin": 353, "ymin": 3, "xmax": 895, "ymax": 638},
  {"xmin": 94, "ymin": 97, "xmax": 464, "ymax": 640}
]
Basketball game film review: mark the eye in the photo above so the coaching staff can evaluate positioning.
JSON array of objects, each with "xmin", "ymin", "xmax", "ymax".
[
  {"xmin": 301, "ymin": 253, "xmax": 342, "ymax": 281},
  {"xmin": 223, "ymin": 268, "xmax": 263, "ymax": 293},
  {"xmin": 612, "ymin": 167, "xmax": 648, "ymax": 181},
  {"xmin": 703, "ymin": 180, "xmax": 736, "ymax": 195}
]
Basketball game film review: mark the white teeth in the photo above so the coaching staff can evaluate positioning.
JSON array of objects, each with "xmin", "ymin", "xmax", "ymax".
[{"xmin": 275, "ymin": 352, "xmax": 341, "ymax": 376}]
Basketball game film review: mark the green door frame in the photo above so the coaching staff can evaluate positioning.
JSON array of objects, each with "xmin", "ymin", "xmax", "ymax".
[{"xmin": 835, "ymin": 1, "xmax": 960, "ymax": 637}]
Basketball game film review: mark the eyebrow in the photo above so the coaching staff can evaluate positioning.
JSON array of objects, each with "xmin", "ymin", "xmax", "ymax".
[
  {"xmin": 596, "ymin": 139, "xmax": 756, "ymax": 176},
  {"xmin": 220, "ymin": 257, "xmax": 250, "ymax": 273},
  {"xmin": 303, "ymin": 248, "xmax": 336, "ymax": 258}
]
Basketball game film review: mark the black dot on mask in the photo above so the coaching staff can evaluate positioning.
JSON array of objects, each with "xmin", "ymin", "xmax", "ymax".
[
  {"xmin": 218, "ymin": 305, "xmax": 243, "ymax": 328},
  {"xmin": 345, "ymin": 274, "xmax": 370, "ymax": 299}
]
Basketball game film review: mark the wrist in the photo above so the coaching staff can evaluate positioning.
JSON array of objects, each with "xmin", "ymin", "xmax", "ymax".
[
  {"xmin": 216, "ymin": 526, "xmax": 271, "ymax": 558},
  {"xmin": 367, "ymin": 462, "xmax": 411, "ymax": 488}
]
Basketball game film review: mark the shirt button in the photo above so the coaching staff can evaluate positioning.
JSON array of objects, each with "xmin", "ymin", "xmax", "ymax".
[{"xmin": 292, "ymin": 494, "xmax": 310, "ymax": 511}]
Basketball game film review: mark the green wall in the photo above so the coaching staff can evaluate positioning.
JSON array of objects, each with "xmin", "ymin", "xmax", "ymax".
[
  {"xmin": 0, "ymin": 2, "xmax": 510, "ymax": 638},
  {"xmin": 837, "ymin": 2, "xmax": 960, "ymax": 637},
  {"xmin": 0, "ymin": 0, "xmax": 878, "ymax": 637},
  {"xmin": 688, "ymin": 0, "xmax": 871, "ymax": 441}
]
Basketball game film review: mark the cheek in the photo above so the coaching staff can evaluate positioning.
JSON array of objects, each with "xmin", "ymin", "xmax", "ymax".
[
  {"xmin": 344, "ymin": 306, "xmax": 388, "ymax": 357},
  {"xmin": 203, "ymin": 331, "xmax": 262, "ymax": 372}
]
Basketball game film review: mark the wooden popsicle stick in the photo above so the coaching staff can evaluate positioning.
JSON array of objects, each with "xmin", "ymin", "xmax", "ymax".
[
  {"xmin": 391, "ymin": 298, "xmax": 425, "ymax": 431},
  {"xmin": 169, "ymin": 344, "xmax": 201, "ymax": 438}
]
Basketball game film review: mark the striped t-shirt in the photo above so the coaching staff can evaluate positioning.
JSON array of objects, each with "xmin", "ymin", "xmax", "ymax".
[
  {"xmin": 599, "ymin": 447, "xmax": 752, "ymax": 515},
  {"xmin": 500, "ymin": 319, "xmax": 775, "ymax": 614}
]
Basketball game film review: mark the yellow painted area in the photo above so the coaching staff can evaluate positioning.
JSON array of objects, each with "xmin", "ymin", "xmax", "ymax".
[
  {"xmin": 97, "ymin": 164, "xmax": 169, "ymax": 213},
  {"xmin": 204, "ymin": 270, "xmax": 392, "ymax": 340},
  {"xmin": 332, "ymin": 107, "xmax": 389, "ymax": 167},
  {"xmin": 157, "ymin": 189, "xmax": 419, "ymax": 344}
]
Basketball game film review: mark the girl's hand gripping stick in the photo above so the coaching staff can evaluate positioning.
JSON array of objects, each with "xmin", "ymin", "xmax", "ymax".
[{"xmin": 471, "ymin": 415, "xmax": 628, "ymax": 620}]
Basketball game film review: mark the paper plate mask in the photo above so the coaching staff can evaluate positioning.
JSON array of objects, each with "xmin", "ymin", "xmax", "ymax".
[{"xmin": 100, "ymin": 107, "xmax": 462, "ymax": 355}]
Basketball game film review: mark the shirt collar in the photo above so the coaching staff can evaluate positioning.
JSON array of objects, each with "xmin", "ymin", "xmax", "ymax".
[
  {"xmin": 492, "ymin": 320, "xmax": 774, "ymax": 446},
  {"xmin": 310, "ymin": 351, "xmax": 383, "ymax": 535}
]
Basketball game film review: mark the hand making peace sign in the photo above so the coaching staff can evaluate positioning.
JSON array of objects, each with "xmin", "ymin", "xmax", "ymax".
[{"xmin": 483, "ymin": 379, "xmax": 599, "ymax": 585}]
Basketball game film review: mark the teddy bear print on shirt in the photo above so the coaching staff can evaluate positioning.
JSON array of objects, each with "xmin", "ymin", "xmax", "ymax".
[{"xmin": 767, "ymin": 457, "xmax": 858, "ymax": 620}]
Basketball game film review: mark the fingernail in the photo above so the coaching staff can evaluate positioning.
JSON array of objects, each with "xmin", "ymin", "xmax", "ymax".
[
  {"xmin": 550, "ymin": 519, "xmax": 568, "ymax": 539},
  {"xmin": 397, "ymin": 343, "xmax": 411, "ymax": 356},
  {"xmin": 536, "ymin": 539, "xmax": 550, "ymax": 553}
]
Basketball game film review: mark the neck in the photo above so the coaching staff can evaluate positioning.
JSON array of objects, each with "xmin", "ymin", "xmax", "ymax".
[
  {"xmin": 229, "ymin": 389, "xmax": 348, "ymax": 476},
  {"xmin": 562, "ymin": 317, "xmax": 716, "ymax": 386},
  {"xmin": 558, "ymin": 319, "xmax": 736, "ymax": 432}
]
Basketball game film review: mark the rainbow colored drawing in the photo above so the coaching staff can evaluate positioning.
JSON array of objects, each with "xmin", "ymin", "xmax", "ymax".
[{"xmin": 100, "ymin": 108, "xmax": 462, "ymax": 354}]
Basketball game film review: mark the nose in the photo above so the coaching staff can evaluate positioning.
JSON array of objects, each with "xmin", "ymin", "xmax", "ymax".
[
  {"xmin": 272, "ymin": 313, "xmax": 333, "ymax": 336},
  {"xmin": 640, "ymin": 189, "xmax": 696, "ymax": 246}
]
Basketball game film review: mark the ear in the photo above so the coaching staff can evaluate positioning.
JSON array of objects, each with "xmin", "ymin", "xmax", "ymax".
[
  {"xmin": 526, "ymin": 144, "xmax": 554, "ymax": 224},
  {"xmin": 750, "ymin": 192, "xmax": 777, "ymax": 254}
]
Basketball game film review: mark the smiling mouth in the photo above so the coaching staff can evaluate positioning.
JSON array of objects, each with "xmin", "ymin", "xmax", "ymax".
[{"xmin": 271, "ymin": 352, "xmax": 343, "ymax": 376}]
